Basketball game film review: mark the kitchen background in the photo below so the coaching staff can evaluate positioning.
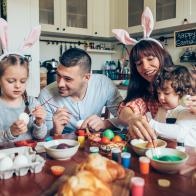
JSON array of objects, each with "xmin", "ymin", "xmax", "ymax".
[{"xmin": 0, "ymin": 0, "xmax": 196, "ymax": 97}]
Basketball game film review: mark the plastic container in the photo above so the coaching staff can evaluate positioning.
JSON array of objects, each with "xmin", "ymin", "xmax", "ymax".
[
  {"xmin": 0, "ymin": 146, "xmax": 45, "ymax": 180},
  {"xmin": 139, "ymin": 156, "xmax": 150, "ymax": 174},
  {"xmin": 131, "ymin": 177, "xmax": 145, "ymax": 196}
]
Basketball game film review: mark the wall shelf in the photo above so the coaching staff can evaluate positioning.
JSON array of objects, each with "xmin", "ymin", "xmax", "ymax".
[{"xmin": 86, "ymin": 49, "xmax": 116, "ymax": 54}]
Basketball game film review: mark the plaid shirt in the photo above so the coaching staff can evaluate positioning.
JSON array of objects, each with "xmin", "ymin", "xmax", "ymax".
[{"xmin": 119, "ymin": 98, "xmax": 160, "ymax": 118}]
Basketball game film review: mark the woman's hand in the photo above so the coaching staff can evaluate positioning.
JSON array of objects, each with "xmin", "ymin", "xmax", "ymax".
[
  {"xmin": 32, "ymin": 105, "xmax": 46, "ymax": 126},
  {"xmin": 10, "ymin": 120, "xmax": 28, "ymax": 136},
  {"xmin": 128, "ymin": 114, "xmax": 157, "ymax": 142}
]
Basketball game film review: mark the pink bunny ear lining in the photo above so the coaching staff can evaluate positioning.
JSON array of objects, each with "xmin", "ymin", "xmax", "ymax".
[
  {"xmin": 112, "ymin": 29, "xmax": 138, "ymax": 45},
  {"xmin": 19, "ymin": 25, "xmax": 41, "ymax": 51},
  {"xmin": 141, "ymin": 7, "xmax": 154, "ymax": 38},
  {"xmin": 0, "ymin": 18, "xmax": 9, "ymax": 53}
]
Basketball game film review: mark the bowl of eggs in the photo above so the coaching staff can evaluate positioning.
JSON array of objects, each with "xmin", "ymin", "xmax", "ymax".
[
  {"xmin": 130, "ymin": 139, "xmax": 167, "ymax": 156},
  {"xmin": 44, "ymin": 139, "xmax": 80, "ymax": 160},
  {"xmin": 145, "ymin": 148, "xmax": 189, "ymax": 173}
]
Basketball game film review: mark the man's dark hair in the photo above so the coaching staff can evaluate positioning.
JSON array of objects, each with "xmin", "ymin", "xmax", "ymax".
[{"xmin": 59, "ymin": 48, "xmax": 91, "ymax": 73}]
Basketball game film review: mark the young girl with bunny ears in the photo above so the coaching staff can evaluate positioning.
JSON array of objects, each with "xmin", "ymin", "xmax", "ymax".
[
  {"xmin": 0, "ymin": 18, "xmax": 47, "ymax": 142},
  {"xmin": 113, "ymin": 7, "xmax": 196, "ymax": 142}
]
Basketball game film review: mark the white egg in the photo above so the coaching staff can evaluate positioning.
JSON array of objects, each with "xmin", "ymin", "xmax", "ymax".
[
  {"xmin": 0, "ymin": 152, "xmax": 6, "ymax": 160},
  {"xmin": 0, "ymin": 156, "xmax": 13, "ymax": 171},
  {"xmin": 14, "ymin": 154, "xmax": 29, "ymax": 167},
  {"xmin": 179, "ymin": 95, "xmax": 191, "ymax": 107},
  {"xmin": 76, "ymin": 120, "xmax": 84, "ymax": 129},
  {"xmin": 19, "ymin": 112, "xmax": 30, "ymax": 124}
]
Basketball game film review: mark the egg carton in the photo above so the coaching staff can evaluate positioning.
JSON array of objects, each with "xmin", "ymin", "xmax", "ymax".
[{"xmin": 0, "ymin": 146, "xmax": 45, "ymax": 180}]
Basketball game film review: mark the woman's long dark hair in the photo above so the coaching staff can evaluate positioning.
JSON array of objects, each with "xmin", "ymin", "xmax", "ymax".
[{"xmin": 124, "ymin": 40, "xmax": 174, "ymax": 103}]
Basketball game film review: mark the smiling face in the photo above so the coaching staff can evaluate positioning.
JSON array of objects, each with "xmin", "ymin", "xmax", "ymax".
[
  {"xmin": 0, "ymin": 65, "xmax": 28, "ymax": 101},
  {"xmin": 135, "ymin": 55, "xmax": 160, "ymax": 82},
  {"xmin": 157, "ymin": 80, "xmax": 179, "ymax": 110},
  {"xmin": 56, "ymin": 64, "xmax": 90, "ymax": 99}
]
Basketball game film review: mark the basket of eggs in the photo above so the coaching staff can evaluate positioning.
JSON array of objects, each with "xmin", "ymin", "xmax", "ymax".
[{"xmin": 87, "ymin": 129, "xmax": 128, "ymax": 156}]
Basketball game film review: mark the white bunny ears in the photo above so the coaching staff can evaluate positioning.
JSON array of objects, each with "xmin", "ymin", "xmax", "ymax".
[
  {"xmin": 0, "ymin": 18, "xmax": 41, "ymax": 60},
  {"xmin": 112, "ymin": 7, "xmax": 162, "ymax": 48}
]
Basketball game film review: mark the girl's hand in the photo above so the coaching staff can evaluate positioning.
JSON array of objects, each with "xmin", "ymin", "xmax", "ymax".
[
  {"xmin": 128, "ymin": 114, "xmax": 156, "ymax": 142},
  {"xmin": 10, "ymin": 120, "xmax": 28, "ymax": 136},
  {"xmin": 32, "ymin": 105, "xmax": 46, "ymax": 126}
]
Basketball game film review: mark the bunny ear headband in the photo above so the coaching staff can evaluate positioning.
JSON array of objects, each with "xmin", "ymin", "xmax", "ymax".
[
  {"xmin": 112, "ymin": 7, "xmax": 163, "ymax": 48},
  {"xmin": 0, "ymin": 18, "xmax": 41, "ymax": 61}
]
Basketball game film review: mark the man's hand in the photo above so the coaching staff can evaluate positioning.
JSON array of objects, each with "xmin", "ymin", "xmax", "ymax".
[
  {"xmin": 10, "ymin": 120, "xmax": 28, "ymax": 136},
  {"xmin": 128, "ymin": 114, "xmax": 156, "ymax": 142},
  {"xmin": 80, "ymin": 115, "xmax": 109, "ymax": 131},
  {"xmin": 53, "ymin": 108, "xmax": 71, "ymax": 135}
]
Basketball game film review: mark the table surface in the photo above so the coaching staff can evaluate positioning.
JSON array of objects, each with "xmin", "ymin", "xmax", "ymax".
[{"xmin": 0, "ymin": 138, "xmax": 196, "ymax": 196}]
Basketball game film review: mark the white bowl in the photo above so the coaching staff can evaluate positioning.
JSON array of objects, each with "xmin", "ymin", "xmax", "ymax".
[
  {"xmin": 131, "ymin": 139, "xmax": 167, "ymax": 156},
  {"xmin": 44, "ymin": 139, "xmax": 79, "ymax": 160},
  {"xmin": 145, "ymin": 148, "xmax": 189, "ymax": 173}
]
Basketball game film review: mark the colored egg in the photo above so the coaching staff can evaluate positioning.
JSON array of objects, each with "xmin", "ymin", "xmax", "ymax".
[
  {"xmin": 112, "ymin": 135, "xmax": 122, "ymax": 142},
  {"xmin": 103, "ymin": 129, "xmax": 114, "ymax": 140},
  {"xmin": 101, "ymin": 137, "xmax": 111, "ymax": 144}
]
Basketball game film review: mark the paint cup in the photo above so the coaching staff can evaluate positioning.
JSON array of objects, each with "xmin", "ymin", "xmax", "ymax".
[
  {"xmin": 89, "ymin": 146, "xmax": 99, "ymax": 153},
  {"xmin": 111, "ymin": 147, "xmax": 121, "ymax": 163},
  {"xmin": 139, "ymin": 156, "xmax": 150, "ymax": 174},
  {"xmin": 121, "ymin": 152, "xmax": 131, "ymax": 169},
  {"xmin": 78, "ymin": 136, "xmax": 85, "ymax": 148},
  {"xmin": 131, "ymin": 177, "xmax": 145, "ymax": 196}
]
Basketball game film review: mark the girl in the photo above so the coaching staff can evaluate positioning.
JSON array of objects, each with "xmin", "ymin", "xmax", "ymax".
[
  {"xmin": 149, "ymin": 65, "xmax": 196, "ymax": 147},
  {"xmin": 0, "ymin": 54, "xmax": 47, "ymax": 142}
]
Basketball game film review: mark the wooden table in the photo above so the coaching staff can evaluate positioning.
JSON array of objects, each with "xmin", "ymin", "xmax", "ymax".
[{"xmin": 0, "ymin": 140, "xmax": 196, "ymax": 196}]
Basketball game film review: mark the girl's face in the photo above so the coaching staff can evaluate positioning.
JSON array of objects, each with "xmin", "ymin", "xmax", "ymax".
[
  {"xmin": 135, "ymin": 55, "xmax": 160, "ymax": 82},
  {"xmin": 0, "ymin": 65, "xmax": 28, "ymax": 100},
  {"xmin": 157, "ymin": 80, "xmax": 179, "ymax": 110}
]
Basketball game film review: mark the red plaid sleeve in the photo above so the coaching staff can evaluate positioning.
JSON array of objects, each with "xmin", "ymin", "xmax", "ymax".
[
  {"xmin": 118, "ymin": 98, "xmax": 160, "ymax": 119},
  {"xmin": 118, "ymin": 98, "xmax": 148, "ymax": 116}
]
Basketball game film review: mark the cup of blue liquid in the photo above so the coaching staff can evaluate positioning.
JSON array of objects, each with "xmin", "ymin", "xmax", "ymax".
[{"xmin": 121, "ymin": 152, "xmax": 131, "ymax": 169}]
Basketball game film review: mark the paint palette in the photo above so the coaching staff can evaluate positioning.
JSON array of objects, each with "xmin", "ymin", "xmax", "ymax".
[{"xmin": 145, "ymin": 148, "xmax": 189, "ymax": 173}]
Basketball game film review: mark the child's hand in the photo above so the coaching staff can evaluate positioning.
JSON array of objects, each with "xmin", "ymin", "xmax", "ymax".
[
  {"xmin": 32, "ymin": 105, "xmax": 46, "ymax": 126},
  {"xmin": 10, "ymin": 120, "xmax": 28, "ymax": 136},
  {"xmin": 187, "ymin": 95, "xmax": 196, "ymax": 114}
]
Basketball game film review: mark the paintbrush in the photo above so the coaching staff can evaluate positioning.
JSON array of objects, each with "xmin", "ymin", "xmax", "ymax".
[{"xmin": 152, "ymin": 139, "xmax": 159, "ymax": 158}]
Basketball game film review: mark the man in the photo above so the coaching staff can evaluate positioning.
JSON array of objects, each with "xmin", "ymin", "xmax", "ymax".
[{"xmin": 38, "ymin": 48, "xmax": 123, "ymax": 135}]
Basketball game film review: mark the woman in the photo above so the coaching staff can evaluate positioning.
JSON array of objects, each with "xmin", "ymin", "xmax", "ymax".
[{"xmin": 113, "ymin": 7, "xmax": 196, "ymax": 142}]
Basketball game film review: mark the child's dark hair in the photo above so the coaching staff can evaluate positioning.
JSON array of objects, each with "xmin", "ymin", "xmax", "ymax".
[
  {"xmin": 0, "ymin": 54, "xmax": 29, "ymax": 78},
  {"xmin": 154, "ymin": 65, "xmax": 195, "ymax": 98}
]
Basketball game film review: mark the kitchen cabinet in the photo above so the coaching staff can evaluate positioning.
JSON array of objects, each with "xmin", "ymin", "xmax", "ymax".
[
  {"xmin": 91, "ymin": 0, "xmax": 110, "ymax": 37},
  {"xmin": 184, "ymin": 0, "xmax": 196, "ymax": 24},
  {"xmin": 126, "ymin": 0, "xmax": 196, "ymax": 34},
  {"xmin": 154, "ymin": 0, "xmax": 186, "ymax": 30},
  {"xmin": 39, "ymin": 0, "xmax": 92, "ymax": 36}
]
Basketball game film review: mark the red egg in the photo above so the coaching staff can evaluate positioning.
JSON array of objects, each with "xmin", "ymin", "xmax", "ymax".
[{"xmin": 101, "ymin": 137, "xmax": 110, "ymax": 144}]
